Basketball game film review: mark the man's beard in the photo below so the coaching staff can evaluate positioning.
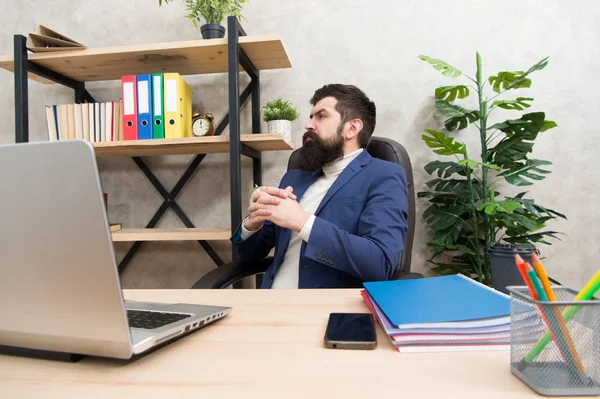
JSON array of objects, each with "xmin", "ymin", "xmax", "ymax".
[{"xmin": 296, "ymin": 128, "xmax": 345, "ymax": 171}]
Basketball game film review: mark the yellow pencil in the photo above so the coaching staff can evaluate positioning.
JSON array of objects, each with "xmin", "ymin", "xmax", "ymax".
[{"xmin": 531, "ymin": 253, "xmax": 585, "ymax": 375}]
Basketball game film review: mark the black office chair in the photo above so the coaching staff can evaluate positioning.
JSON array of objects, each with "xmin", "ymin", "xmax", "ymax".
[{"xmin": 192, "ymin": 136, "xmax": 423, "ymax": 289}]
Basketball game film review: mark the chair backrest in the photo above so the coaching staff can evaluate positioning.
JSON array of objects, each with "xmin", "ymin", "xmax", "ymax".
[{"xmin": 286, "ymin": 136, "xmax": 416, "ymax": 275}]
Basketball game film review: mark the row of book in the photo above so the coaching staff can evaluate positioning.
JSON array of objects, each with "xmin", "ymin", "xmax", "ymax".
[
  {"xmin": 45, "ymin": 101, "xmax": 123, "ymax": 143},
  {"xmin": 361, "ymin": 274, "xmax": 517, "ymax": 353},
  {"xmin": 43, "ymin": 72, "xmax": 193, "ymax": 143}
]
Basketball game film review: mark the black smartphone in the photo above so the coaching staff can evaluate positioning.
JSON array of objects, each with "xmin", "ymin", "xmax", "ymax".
[{"xmin": 324, "ymin": 312, "xmax": 377, "ymax": 350}]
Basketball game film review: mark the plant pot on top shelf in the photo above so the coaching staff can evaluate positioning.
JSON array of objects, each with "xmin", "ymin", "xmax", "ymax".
[
  {"xmin": 200, "ymin": 24, "xmax": 225, "ymax": 39},
  {"xmin": 261, "ymin": 97, "xmax": 299, "ymax": 141},
  {"xmin": 158, "ymin": 0, "xmax": 247, "ymax": 40}
]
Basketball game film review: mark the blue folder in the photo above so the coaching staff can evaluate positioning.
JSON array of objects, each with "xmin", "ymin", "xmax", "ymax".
[
  {"xmin": 136, "ymin": 74, "xmax": 153, "ymax": 140},
  {"xmin": 363, "ymin": 274, "xmax": 510, "ymax": 328}
]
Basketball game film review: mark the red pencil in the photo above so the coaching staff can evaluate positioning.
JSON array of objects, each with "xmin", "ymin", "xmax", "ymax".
[{"xmin": 514, "ymin": 254, "xmax": 537, "ymax": 299}]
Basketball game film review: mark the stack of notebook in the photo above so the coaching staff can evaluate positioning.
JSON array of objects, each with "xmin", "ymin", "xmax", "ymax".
[{"xmin": 361, "ymin": 274, "xmax": 514, "ymax": 353}]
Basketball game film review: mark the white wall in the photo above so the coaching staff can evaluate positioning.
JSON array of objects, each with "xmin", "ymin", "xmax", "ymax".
[{"xmin": 1, "ymin": 0, "xmax": 597, "ymax": 289}]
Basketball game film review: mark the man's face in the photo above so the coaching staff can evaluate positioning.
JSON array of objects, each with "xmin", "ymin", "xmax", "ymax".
[{"xmin": 297, "ymin": 97, "xmax": 346, "ymax": 171}]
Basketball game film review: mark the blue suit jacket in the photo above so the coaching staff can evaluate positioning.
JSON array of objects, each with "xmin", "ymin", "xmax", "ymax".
[{"xmin": 232, "ymin": 150, "xmax": 409, "ymax": 288}]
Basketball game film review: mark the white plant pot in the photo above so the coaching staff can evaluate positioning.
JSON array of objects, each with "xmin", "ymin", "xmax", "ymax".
[{"xmin": 267, "ymin": 119, "xmax": 292, "ymax": 140}]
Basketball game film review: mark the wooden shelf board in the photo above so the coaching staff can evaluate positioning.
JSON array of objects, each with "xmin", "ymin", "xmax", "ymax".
[
  {"xmin": 92, "ymin": 133, "xmax": 294, "ymax": 157},
  {"xmin": 111, "ymin": 228, "xmax": 231, "ymax": 242},
  {"xmin": 0, "ymin": 35, "xmax": 292, "ymax": 84}
]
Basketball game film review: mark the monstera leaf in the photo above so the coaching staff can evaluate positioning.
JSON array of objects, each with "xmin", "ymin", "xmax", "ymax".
[
  {"xmin": 423, "ymin": 204, "xmax": 469, "ymax": 231},
  {"xmin": 508, "ymin": 193, "xmax": 567, "ymax": 219},
  {"xmin": 498, "ymin": 159, "xmax": 552, "ymax": 186},
  {"xmin": 422, "ymin": 129, "xmax": 466, "ymax": 156},
  {"xmin": 419, "ymin": 56, "xmax": 462, "ymax": 78},
  {"xmin": 488, "ymin": 72, "xmax": 532, "ymax": 93},
  {"xmin": 541, "ymin": 120, "xmax": 558, "ymax": 132},
  {"xmin": 504, "ymin": 231, "xmax": 563, "ymax": 245},
  {"xmin": 435, "ymin": 85, "xmax": 470, "ymax": 101},
  {"xmin": 492, "ymin": 97, "xmax": 534, "ymax": 111},
  {"xmin": 488, "ymin": 57, "xmax": 549, "ymax": 93},
  {"xmin": 424, "ymin": 160, "xmax": 466, "ymax": 178},
  {"xmin": 458, "ymin": 159, "xmax": 502, "ymax": 171},
  {"xmin": 435, "ymin": 101, "xmax": 480, "ymax": 131},
  {"xmin": 477, "ymin": 200, "xmax": 522, "ymax": 215},
  {"xmin": 489, "ymin": 112, "xmax": 546, "ymax": 138}
]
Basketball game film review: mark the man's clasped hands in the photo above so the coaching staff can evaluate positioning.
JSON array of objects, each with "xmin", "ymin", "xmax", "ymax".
[{"xmin": 243, "ymin": 186, "xmax": 311, "ymax": 233}]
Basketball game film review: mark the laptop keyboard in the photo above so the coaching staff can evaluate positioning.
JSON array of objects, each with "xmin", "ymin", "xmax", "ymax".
[{"xmin": 127, "ymin": 309, "xmax": 192, "ymax": 330}]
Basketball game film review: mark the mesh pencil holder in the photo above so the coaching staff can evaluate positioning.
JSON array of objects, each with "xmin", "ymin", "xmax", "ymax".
[{"xmin": 507, "ymin": 286, "xmax": 600, "ymax": 396}]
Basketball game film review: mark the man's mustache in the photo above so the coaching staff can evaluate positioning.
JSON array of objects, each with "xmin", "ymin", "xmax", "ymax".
[{"xmin": 302, "ymin": 131, "xmax": 320, "ymax": 144}]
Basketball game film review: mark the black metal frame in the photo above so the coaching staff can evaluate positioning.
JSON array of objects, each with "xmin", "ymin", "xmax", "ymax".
[{"xmin": 13, "ymin": 17, "xmax": 262, "ymax": 287}]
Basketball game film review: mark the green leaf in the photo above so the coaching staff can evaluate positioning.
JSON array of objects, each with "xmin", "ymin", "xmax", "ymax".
[
  {"xmin": 419, "ymin": 56, "xmax": 463, "ymax": 78},
  {"xmin": 435, "ymin": 101, "xmax": 480, "ymax": 131},
  {"xmin": 480, "ymin": 162, "xmax": 502, "ymax": 171},
  {"xmin": 422, "ymin": 129, "xmax": 466, "ymax": 156},
  {"xmin": 492, "ymin": 97, "xmax": 534, "ymax": 111},
  {"xmin": 540, "ymin": 120, "xmax": 557, "ymax": 132},
  {"xmin": 498, "ymin": 159, "xmax": 552, "ymax": 186},
  {"xmin": 488, "ymin": 71, "xmax": 531, "ymax": 93},
  {"xmin": 429, "ymin": 225, "xmax": 463, "ymax": 247},
  {"xmin": 458, "ymin": 159, "xmax": 502, "ymax": 171},
  {"xmin": 490, "ymin": 112, "xmax": 546, "ymax": 137},
  {"xmin": 435, "ymin": 85, "xmax": 470, "ymax": 101},
  {"xmin": 423, "ymin": 160, "xmax": 466, "ymax": 178},
  {"xmin": 476, "ymin": 200, "xmax": 522, "ymax": 215},
  {"xmin": 504, "ymin": 231, "xmax": 563, "ymax": 246},
  {"xmin": 487, "ymin": 113, "xmax": 546, "ymax": 166},
  {"xmin": 458, "ymin": 159, "xmax": 479, "ymax": 170},
  {"xmin": 508, "ymin": 195, "xmax": 567, "ymax": 219},
  {"xmin": 487, "ymin": 57, "xmax": 549, "ymax": 93},
  {"xmin": 418, "ymin": 191, "xmax": 471, "ymax": 206},
  {"xmin": 498, "ymin": 212, "xmax": 541, "ymax": 231},
  {"xmin": 423, "ymin": 204, "xmax": 469, "ymax": 231},
  {"xmin": 425, "ymin": 178, "xmax": 472, "ymax": 193}
]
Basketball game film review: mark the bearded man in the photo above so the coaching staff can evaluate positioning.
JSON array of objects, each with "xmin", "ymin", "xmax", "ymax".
[{"xmin": 231, "ymin": 84, "xmax": 409, "ymax": 288}]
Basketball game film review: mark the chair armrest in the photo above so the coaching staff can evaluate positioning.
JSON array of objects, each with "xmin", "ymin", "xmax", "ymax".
[
  {"xmin": 392, "ymin": 271, "xmax": 424, "ymax": 280},
  {"xmin": 191, "ymin": 257, "xmax": 273, "ymax": 289}
]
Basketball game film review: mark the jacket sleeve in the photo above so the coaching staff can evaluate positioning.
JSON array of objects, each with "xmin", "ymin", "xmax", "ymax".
[
  {"xmin": 302, "ymin": 166, "xmax": 408, "ymax": 282},
  {"xmin": 230, "ymin": 172, "xmax": 293, "ymax": 261},
  {"xmin": 231, "ymin": 219, "xmax": 276, "ymax": 262}
]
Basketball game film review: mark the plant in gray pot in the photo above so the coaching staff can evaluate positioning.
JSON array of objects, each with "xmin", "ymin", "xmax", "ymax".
[
  {"xmin": 418, "ymin": 52, "xmax": 567, "ymax": 292},
  {"xmin": 159, "ymin": 0, "xmax": 247, "ymax": 39}
]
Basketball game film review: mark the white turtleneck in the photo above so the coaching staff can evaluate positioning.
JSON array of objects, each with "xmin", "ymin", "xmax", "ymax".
[{"xmin": 240, "ymin": 148, "xmax": 364, "ymax": 288}]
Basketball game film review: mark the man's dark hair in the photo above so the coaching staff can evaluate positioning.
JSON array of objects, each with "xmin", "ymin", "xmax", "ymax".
[{"xmin": 310, "ymin": 84, "xmax": 376, "ymax": 148}]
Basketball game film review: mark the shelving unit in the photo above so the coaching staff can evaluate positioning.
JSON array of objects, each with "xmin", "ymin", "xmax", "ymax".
[{"xmin": 1, "ymin": 17, "xmax": 293, "ymax": 285}]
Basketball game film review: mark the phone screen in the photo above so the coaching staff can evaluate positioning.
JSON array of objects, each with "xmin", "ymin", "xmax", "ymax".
[{"xmin": 325, "ymin": 313, "xmax": 377, "ymax": 343}]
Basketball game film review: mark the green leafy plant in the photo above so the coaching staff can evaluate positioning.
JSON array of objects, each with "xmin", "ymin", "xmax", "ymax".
[
  {"xmin": 418, "ymin": 53, "xmax": 566, "ymax": 285},
  {"xmin": 158, "ymin": 0, "xmax": 247, "ymax": 27},
  {"xmin": 261, "ymin": 98, "xmax": 300, "ymax": 122}
]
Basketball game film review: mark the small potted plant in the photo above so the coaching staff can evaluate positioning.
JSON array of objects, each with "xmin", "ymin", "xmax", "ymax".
[
  {"xmin": 158, "ymin": 0, "xmax": 248, "ymax": 39},
  {"xmin": 261, "ymin": 98, "xmax": 299, "ymax": 140}
]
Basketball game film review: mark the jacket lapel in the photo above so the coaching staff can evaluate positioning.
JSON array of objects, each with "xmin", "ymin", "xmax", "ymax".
[{"xmin": 315, "ymin": 150, "xmax": 372, "ymax": 215}]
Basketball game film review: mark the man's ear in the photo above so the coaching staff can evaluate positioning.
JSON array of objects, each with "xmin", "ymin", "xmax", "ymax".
[{"xmin": 344, "ymin": 119, "xmax": 363, "ymax": 141}]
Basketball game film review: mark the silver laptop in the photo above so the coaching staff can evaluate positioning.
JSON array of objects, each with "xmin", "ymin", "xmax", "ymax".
[{"xmin": 0, "ymin": 140, "xmax": 231, "ymax": 359}]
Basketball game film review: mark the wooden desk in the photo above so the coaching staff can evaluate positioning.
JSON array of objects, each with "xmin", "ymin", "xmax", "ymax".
[{"xmin": 0, "ymin": 289, "xmax": 553, "ymax": 397}]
